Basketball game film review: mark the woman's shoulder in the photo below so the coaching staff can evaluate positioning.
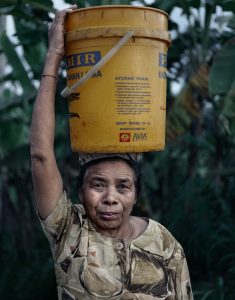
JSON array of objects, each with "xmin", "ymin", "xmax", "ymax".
[
  {"xmin": 130, "ymin": 216, "xmax": 148, "ymax": 239},
  {"xmin": 132, "ymin": 217, "xmax": 183, "ymax": 260},
  {"xmin": 151, "ymin": 220, "xmax": 182, "ymax": 256},
  {"xmin": 132, "ymin": 217, "xmax": 172, "ymax": 240}
]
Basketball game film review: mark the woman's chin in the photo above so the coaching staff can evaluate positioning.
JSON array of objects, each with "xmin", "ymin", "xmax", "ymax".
[{"xmin": 94, "ymin": 217, "xmax": 122, "ymax": 232}]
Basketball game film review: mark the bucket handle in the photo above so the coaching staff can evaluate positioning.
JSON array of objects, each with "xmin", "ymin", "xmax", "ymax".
[{"xmin": 61, "ymin": 31, "xmax": 134, "ymax": 98}]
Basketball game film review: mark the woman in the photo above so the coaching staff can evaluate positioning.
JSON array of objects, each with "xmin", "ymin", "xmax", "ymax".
[{"xmin": 30, "ymin": 6, "xmax": 193, "ymax": 300}]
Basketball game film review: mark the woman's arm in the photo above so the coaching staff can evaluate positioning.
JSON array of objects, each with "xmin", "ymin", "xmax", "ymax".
[{"xmin": 30, "ymin": 6, "xmax": 76, "ymax": 219}]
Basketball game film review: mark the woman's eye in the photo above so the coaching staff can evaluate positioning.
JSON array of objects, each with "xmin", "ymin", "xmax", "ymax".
[
  {"xmin": 92, "ymin": 182, "xmax": 104, "ymax": 189},
  {"xmin": 118, "ymin": 184, "xmax": 129, "ymax": 191}
]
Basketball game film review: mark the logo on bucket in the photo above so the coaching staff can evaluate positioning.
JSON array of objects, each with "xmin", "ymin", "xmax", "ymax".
[
  {"xmin": 119, "ymin": 133, "xmax": 131, "ymax": 142},
  {"xmin": 133, "ymin": 132, "xmax": 147, "ymax": 141},
  {"xmin": 66, "ymin": 51, "xmax": 101, "ymax": 69}
]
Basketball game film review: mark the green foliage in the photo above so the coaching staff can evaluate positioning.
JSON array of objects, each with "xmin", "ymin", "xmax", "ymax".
[
  {"xmin": 0, "ymin": 0, "xmax": 55, "ymax": 13},
  {"xmin": 0, "ymin": 232, "xmax": 57, "ymax": 300},
  {"xmin": 139, "ymin": 1, "xmax": 235, "ymax": 298},
  {"xmin": 0, "ymin": 32, "xmax": 35, "ymax": 93},
  {"xmin": 0, "ymin": 0, "xmax": 234, "ymax": 299},
  {"xmin": 209, "ymin": 39, "xmax": 235, "ymax": 95}
]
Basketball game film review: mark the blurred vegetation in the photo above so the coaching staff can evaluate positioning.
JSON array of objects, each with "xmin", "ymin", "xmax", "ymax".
[{"xmin": 0, "ymin": 0, "xmax": 234, "ymax": 299}]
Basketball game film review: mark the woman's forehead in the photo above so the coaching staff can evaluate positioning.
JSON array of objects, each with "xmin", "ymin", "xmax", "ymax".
[{"xmin": 84, "ymin": 159, "xmax": 135, "ymax": 180}]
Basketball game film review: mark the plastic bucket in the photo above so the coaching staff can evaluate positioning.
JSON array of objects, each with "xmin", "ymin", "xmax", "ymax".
[{"xmin": 64, "ymin": 5, "xmax": 171, "ymax": 153}]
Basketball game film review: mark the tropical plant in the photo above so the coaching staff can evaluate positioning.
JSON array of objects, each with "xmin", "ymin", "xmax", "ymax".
[{"xmin": 0, "ymin": 0, "xmax": 234, "ymax": 299}]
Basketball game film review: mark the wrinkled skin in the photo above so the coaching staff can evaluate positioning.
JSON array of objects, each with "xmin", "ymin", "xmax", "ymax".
[{"xmin": 80, "ymin": 159, "xmax": 138, "ymax": 239}]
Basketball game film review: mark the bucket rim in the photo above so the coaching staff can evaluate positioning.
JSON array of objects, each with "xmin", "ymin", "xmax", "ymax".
[{"xmin": 69, "ymin": 5, "xmax": 169, "ymax": 18}]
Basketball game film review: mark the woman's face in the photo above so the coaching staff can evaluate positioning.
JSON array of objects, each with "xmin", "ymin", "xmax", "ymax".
[{"xmin": 80, "ymin": 159, "xmax": 136, "ymax": 233}]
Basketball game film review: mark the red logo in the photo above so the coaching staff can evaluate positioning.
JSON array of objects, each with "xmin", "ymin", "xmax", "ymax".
[{"xmin": 119, "ymin": 132, "xmax": 130, "ymax": 142}]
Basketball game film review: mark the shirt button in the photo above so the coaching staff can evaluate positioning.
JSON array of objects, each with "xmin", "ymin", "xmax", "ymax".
[{"xmin": 116, "ymin": 242, "xmax": 124, "ymax": 250}]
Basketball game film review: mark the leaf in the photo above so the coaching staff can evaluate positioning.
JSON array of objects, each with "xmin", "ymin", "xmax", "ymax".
[
  {"xmin": 0, "ymin": 73, "xmax": 15, "ymax": 84},
  {"xmin": 7, "ymin": 7, "xmax": 46, "ymax": 24},
  {"xmin": 0, "ymin": 5, "xmax": 15, "ymax": 14},
  {"xmin": 0, "ymin": 32, "xmax": 36, "ymax": 93},
  {"xmin": 221, "ymin": 78, "xmax": 235, "ymax": 118},
  {"xmin": 220, "ymin": 0, "xmax": 235, "ymax": 12},
  {"xmin": 209, "ymin": 39, "xmax": 235, "ymax": 95},
  {"xmin": 200, "ymin": 289, "xmax": 214, "ymax": 300},
  {"xmin": 14, "ymin": 19, "xmax": 48, "ymax": 76},
  {"xmin": 112, "ymin": 0, "xmax": 130, "ymax": 4},
  {"xmin": 26, "ymin": 0, "xmax": 55, "ymax": 13},
  {"xmin": 142, "ymin": 162, "xmax": 159, "ymax": 190},
  {"xmin": 166, "ymin": 81, "xmax": 202, "ymax": 141},
  {"xmin": 227, "ymin": 14, "xmax": 235, "ymax": 31},
  {"xmin": 101, "ymin": 0, "xmax": 111, "ymax": 4},
  {"xmin": 0, "ymin": 120, "xmax": 29, "ymax": 156},
  {"xmin": 0, "ymin": 88, "xmax": 36, "ymax": 110},
  {"xmin": 73, "ymin": 0, "xmax": 86, "ymax": 8},
  {"xmin": 0, "ymin": 0, "xmax": 16, "ymax": 9},
  {"xmin": 0, "ymin": 0, "xmax": 54, "ymax": 12},
  {"xmin": 149, "ymin": 0, "xmax": 178, "ymax": 13},
  {"xmin": 181, "ymin": 0, "xmax": 201, "ymax": 15}
]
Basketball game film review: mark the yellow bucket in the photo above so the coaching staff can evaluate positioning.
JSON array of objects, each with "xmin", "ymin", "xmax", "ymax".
[{"xmin": 63, "ymin": 5, "xmax": 171, "ymax": 153}]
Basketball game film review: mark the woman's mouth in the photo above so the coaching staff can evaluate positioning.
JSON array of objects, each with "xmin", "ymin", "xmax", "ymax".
[{"xmin": 100, "ymin": 212, "xmax": 119, "ymax": 220}]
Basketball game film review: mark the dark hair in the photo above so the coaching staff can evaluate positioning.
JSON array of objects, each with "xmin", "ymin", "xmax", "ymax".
[{"xmin": 78, "ymin": 156, "xmax": 141, "ymax": 199}]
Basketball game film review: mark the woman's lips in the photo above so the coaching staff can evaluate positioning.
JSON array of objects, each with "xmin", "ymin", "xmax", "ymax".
[{"xmin": 99, "ymin": 212, "xmax": 119, "ymax": 220}]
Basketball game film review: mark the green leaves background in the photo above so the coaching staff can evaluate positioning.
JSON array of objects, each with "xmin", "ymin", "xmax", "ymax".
[{"xmin": 0, "ymin": 1, "xmax": 235, "ymax": 299}]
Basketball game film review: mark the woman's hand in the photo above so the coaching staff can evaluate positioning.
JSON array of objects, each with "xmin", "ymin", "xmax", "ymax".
[{"xmin": 48, "ymin": 5, "xmax": 77, "ymax": 58}]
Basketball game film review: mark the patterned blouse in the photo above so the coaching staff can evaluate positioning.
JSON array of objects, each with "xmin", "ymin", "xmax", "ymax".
[{"xmin": 40, "ymin": 191, "xmax": 194, "ymax": 300}]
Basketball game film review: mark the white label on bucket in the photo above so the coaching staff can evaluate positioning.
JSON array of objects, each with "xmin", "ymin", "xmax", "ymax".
[{"xmin": 114, "ymin": 76, "xmax": 151, "ymax": 116}]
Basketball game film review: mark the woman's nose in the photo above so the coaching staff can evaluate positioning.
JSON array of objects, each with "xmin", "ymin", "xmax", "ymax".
[{"xmin": 103, "ymin": 187, "xmax": 118, "ymax": 205}]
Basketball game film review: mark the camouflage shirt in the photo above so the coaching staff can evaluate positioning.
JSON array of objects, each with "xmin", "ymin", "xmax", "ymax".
[{"xmin": 40, "ymin": 191, "xmax": 193, "ymax": 300}]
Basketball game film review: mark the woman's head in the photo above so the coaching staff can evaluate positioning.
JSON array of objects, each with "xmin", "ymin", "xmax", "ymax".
[
  {"xmin": 78, "ymin": 156, "xmax": 141, "ymax": 198},
  {"xmin": 78, "ymin": 156, "xmax": 141, "ymax": 234}
]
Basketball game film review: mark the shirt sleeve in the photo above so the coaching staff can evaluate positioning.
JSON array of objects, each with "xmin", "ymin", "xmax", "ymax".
[
  {"xmin": 38, "ymin": 191, "xmax": 84, "ymax": 258},
  {"xmin": 161, "ymin": 225, "xmax": 194, "ymax": 300}
]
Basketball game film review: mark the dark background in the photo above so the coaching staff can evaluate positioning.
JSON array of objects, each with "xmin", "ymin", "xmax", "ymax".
[{"xmin": 0, "ymin": 0, "xmax": 235, "ymax": 299}]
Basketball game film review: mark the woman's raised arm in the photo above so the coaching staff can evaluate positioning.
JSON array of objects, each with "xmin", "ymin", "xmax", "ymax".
[{"xmin": 30, "ymin": 6, "xmax": 77, "ymax": 219}]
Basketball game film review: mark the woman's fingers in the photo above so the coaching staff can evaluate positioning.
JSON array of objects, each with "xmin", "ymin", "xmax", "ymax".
[
  {"xmin": 55, "ymin": 5, "xmax": 77, "ymax": 18},
  {"xmin": 65, "ymin": 4, "xmax": 78, "ymax": 12},
  {"xmin": 52, "ymin": 5, "xmax": 77, "ymax": 28},
  {"xmin": 48, "ymin": 6, "xmax": 77, "ymax": 58}
]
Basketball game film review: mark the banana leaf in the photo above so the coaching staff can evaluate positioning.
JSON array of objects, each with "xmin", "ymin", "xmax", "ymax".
[{"xmin": 0, "ymin": 31, "xmax": 36, "ymax": 94}]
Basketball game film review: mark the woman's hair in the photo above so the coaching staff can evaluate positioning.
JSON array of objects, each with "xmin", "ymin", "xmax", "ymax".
[{"xmin": 77, "ymin": 156, "xmax": 141, "ymax": 199}]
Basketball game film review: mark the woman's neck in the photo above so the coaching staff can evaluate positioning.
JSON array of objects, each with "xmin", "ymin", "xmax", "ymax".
[{"xmin": 91, "ymin": 216, "xmax": 148, "ymax": 241}]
